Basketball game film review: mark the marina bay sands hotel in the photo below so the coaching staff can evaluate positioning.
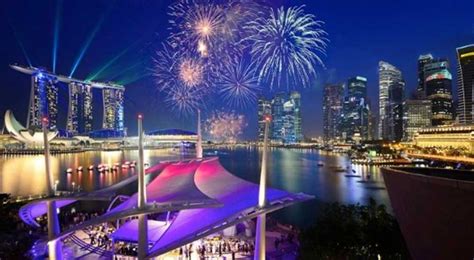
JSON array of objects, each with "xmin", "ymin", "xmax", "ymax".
[{"xmin": 11, "ymin": 64, "xmax": 124, "ymax": 134}]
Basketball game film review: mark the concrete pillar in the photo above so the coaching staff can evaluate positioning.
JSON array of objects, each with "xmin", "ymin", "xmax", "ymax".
[
  {"xmin": 254, "ymin": 115, "xmax": 270, "ymax": 260},
  {"xmin": 196, "ymin": 109, "xmax": 203, "ymax": 159},
  {"xmin": 42, "ymin": 117, "xmax": 62, "ymax": 260},
  {"xmin": 137, "ymin": 114, "xmax": 148, "ymax": 259}
]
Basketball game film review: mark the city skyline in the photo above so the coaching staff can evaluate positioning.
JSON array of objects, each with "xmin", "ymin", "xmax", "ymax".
[{"xmin": 0, "ymin": 0, "xmax": 473, "ymax": 139}]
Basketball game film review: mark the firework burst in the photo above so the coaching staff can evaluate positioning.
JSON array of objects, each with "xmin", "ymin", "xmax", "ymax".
[
  {"xmin": 153, "ymin": 43, "xmax": 178, "ymax": 92},
  {"xmin": 244, "ymin": 5, "xmax": 328, "ymax": 88},
  {"xmin": 205, "ymin": 111, "xmax": 246, "ymax": 143},
  {"xmin": 154, "ymin": 43, "xmax": 209, "ymax": 114},
  {"xmin": 165, "ymin": 83, "xmax": 204, "ymax": 115},
  {"xmin": 178, "ymin": 57, "xmax": 205, "ymax": 87},
  {"xmin": 219, "ymin": 59, "xmax": 260, "ymax": 107},
  {"xmin": 168, "ymin": 0, "xmax": 224, "ymax": 54}
]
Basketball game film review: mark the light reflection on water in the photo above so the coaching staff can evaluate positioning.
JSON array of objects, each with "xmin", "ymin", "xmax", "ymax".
[
  {"xmin": 0, "ymin": 150, "xmax": 183, "ymax": 197},
  {"xmin": 0, "ymin": 147, "xmax": 389, "ymax": 228}
]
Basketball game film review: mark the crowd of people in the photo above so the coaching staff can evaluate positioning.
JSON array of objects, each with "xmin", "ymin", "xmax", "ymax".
[
  {"xmin": 114, "ymin": 242, "xmax": 138, "ymax": 257},
  {"xmin": 84, "ymin": 223, "xmax": 115, "ymax": 250},
  {"xmin": 166, "ymin": 237, "xmax": 255, "ymax": 259}
]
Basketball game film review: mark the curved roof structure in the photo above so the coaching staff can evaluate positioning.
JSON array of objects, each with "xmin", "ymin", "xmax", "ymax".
[
  {"xmin": 20, "ymin": 158, "xmax": 312, "ymax": 257},
  {"xmin": 19, "ymin": 162, "xmax": 171, "ymax": 227},
  {"xmin": 4, "ymin": 110, "xmax": 57, "ymax": 144},
  {"xmin": 147, "ymin": 158, "xmax": 311, "ymax": 257}
]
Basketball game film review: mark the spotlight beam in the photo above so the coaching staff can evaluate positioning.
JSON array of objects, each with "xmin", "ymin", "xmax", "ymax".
[
  {"xmin": 86, "ymin": 39, "xmax": 141, "ymax": 81},
  {"xmin": 52, "ymin": 0, "xmax": 62, "ymax": 74},
  {"xmin": 69, "ymin": 4, "xmax": 114, "ymax": 78},
  {"xmin": 117, "ymin": 72, "xmax": 150, "ymax": 85},
  {"xmin": 6, "ymin": 19, "xmax": 33, "ymax": 67},
  {"xmin": 106, "ymin": 61, "xmax": 143, "ymax": 81}
]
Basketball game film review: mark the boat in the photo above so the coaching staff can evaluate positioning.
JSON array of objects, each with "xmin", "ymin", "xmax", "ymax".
[
  {"xmin": 333, "ymin": 167, "xmax": 346, "ymax": 173},
  {"xmin": 317, "ymin": 161, "xmax": 324, "ymax": 167},
  {"xmin": 66, "ymin": 168, "xmax": 73, "ymax": 174}
]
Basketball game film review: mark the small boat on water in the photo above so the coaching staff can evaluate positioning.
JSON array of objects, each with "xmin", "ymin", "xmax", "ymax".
[
  {"xmin": 66, "ymin": 168, "xmax": 73, "ymax": 174},
  {"xmin": 77, "ymin": 166, "xmax": 83, "ymax": 172},
  {"xmin": 317, "ymin": 161, "xmax": 324, "ymax": 167}
]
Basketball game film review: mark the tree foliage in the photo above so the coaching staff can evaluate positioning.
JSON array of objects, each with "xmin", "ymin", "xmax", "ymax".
[{"xmin": 299, "ymin": 199, "xmax": 409, "ymax": 259}]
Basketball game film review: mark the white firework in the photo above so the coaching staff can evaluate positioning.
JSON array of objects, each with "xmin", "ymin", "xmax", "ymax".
[
  {"xmin": 219, "ymin": 59, "xmax": 260, "ymax": 107},
  {"xmin": 244, "ymin": 5, "xmax": 328, "ymax": 88}
]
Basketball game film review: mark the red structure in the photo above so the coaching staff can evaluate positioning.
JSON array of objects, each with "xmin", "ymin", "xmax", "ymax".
[{"xmin": 382, "ymin": 167, "xmax": 474, "ymax": 260}]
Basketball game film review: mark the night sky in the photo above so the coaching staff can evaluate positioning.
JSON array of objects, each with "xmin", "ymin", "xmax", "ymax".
[{"xmin": 0, "ymin": 0, "xmax": 473, "ymax": 139}]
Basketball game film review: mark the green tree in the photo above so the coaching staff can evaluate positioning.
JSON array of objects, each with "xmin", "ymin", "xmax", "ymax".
[{"xmin": 299, "ymin": 199, "xmax": 409, "ymax": 259}]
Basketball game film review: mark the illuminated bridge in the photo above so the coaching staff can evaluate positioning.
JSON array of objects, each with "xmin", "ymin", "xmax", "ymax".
[{"xmin": 10, "ymin": 64, "xmax": 125, "ymax": 135}]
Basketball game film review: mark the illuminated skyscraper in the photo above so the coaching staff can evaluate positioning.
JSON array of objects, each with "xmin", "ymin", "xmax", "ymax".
[
  {"xmin": 103, "ymin": 87, "xmax": 125, "ymax": 131},
  {"xmin": 257, "ymin": 97, "xmax": 272, "ymax": 142},
  {"xmin": 424, "ymin": 59, "xmax": 453, "ymax": 126},
  {"xmin": 456, "ymin": 44, "xmax": 474, "ymax": 124},
  {"xmin": 290, "ymin": 91, "xmax": 302, "ymax": 142},
  {"xmin": 342, "ymin": 76, "xmax": 370, "ymax": 141},
  {"xmin": 268, "ymin": 92, "xmax": 302, "ymax": 144},
  {"xmin": 282, "ymin": 100, "xmax": 296, "ymax": 143},
  {"xmin": 386, "ymin": 77, "xmax": 405, "ymax": 141},
  {"xmin": 28, "ymin": 72, "xmax": 58, "ymax": 129},
  {"xmin": 11, "ymin": 65, "xmax": 125, "ymax": 135},
  {"xmin": 67, "ymin": 82, "xmax": 93, "ymax": 134},
  {"xmin": 271, "ymin": 93, "xmax": 286, "ymax": 142},
  {"xmin": 416, "ymin": 54, "xmax": 434, "ymax": 99},
  {"xmin": 379, "ymin": 61, "xmax": 404, "ymax": 140},
  {"xmin": 403, "ymin": 99, "xmax": 432, "ymax": 141},
  {"xmin": 323, "ymin": 84, "xmax": 344, "ymax": 142}
]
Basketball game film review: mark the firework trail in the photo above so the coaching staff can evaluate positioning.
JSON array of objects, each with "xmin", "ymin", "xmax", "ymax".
[
  {"xmin": 205, "ymin": 111, "xmax": 246, "ymax": 143},
  {"xmin": 219, "ymin": 59, "xmax": 260, "ymax": 108},
  {"xmin": 244, "ymin": 5, "xmax": 328, "ymax": 88}
]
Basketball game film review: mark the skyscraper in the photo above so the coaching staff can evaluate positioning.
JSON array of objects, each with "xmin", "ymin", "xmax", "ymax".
[
  {"xmin": 417, "ymin": 54, "xmax": 434, "ymax": 99},
  {"xmin": 424, "ymin": 59, "xmax": 453, "ymax": 126},
  {"xmin": 282, "ymin": 100, "xmax": 296, "ymax": 143},
  {"xmin": 342, "ymin": 76, "xmax": 370, "ymax": 141},
  {"xmin": 271, "ymin": 93, "xmax": 285, "ymax": 142},
  {"xmin": 103, "ymin": 87, "xmax": 125, "ymax": 131},
  {"xmin": 387, "ymin": 78, "xmax": 405, "ymax": 141},
  {"xmin": 403, "ymin": 99, "xmax": 432, "ymax": 141},
  {"xmin": 11, "ymin": 64, "xmax": 126, "ymax": 134},
  {"xmin": 323, "ymin": 84, "xmax": 344, "ymax": 142},
  {"xmin": 257, "ymin": 97, "xmax": 272, "ymax": 142},
  {"xmin": 456, "ymin": 44, "xmax": 474, "ymax": 124},
  {"xmin": 290, "ymin": 91, "xmax": 302, "ymax": 142},
  {"xmin": 379, "ymin": 61, "xmax": 404, "ymax": 140},
  {"xmin": 67, "ymin": 82, "xmax": 93, "ymax": 134},
  {"xmin": 266, "ymin": 92, "xmax": 303, "ymax": 144},
  {"xmin": 28, "ymin": 72, "xmax": 58, "ymax": 129}
]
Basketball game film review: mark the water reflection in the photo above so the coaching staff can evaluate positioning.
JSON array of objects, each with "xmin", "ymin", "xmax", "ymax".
[
  {"xmin": 0, "ymin": 148, "xmax": 390, "ymax": 228},
  {"xmin": 0, "ymin": 149, "xmax": 187, "ymax": 197}
]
